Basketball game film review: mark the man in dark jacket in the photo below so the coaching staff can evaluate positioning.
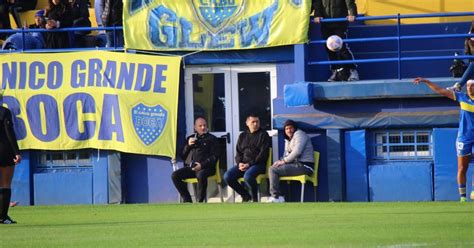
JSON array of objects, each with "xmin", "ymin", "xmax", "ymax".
[
  {"xmin": 171, "ymin": 117, "xmax": 219, "ymax": 203},
  {"xmin": 224, "ymin": 114, "xmax": 271, "ymax": 202},
  {"xmin": 101, "ymin": 0, "xmax": 123, "ymax": 47},
  {"xmin": 312, "ymin": 0, "xmax": 359, "ymax": 81}
]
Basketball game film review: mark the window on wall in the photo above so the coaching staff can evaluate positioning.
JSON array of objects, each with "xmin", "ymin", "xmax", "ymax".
[
  {"xmin": 372, "ymin": 130, "xmax": 433, "ymax": 161},
  {"xmin": 38, "ymin": 150, "xmax": 93, "ymax": 169}
]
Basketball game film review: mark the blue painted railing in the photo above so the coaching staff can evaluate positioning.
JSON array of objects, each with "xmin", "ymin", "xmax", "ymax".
[
  {"xmin": 308, "ymin": 12, "xmax": 474, "ymax": 80},
  {"xmin": 0, "ymin": 26, "xmax": 123, "ymax": 53}
]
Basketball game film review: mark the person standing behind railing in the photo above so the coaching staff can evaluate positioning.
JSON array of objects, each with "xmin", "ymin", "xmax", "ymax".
[
  {"xmin": 1, "ymin": 9, "xmax": 46, "ymax": 50},
  {"xmin": 100, "ymin": 0, "xmax": 122, "ymax": 48},
  {"xmin": 70, "ymin": 0, "xmax": 91, "ymax": 47},
  {"xmin": 45, "ymin": 0, "xmax": 73, "ymax": 49},
  {"xmin": 312, "ymin": 0, "xmax": 359, "ymax": 81},
  {"xmin": 0, "ymin": 0, "xmax": 12, "ymax": 40},
  {"xmin": 465, "ymin": 22, "xmax": 474, "ymax": 63}
]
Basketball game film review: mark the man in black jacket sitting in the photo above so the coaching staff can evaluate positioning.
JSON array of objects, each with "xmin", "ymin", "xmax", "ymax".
[
  {"xmin": 171, "ymin": 117, "xmax": 219, "ymax": 203},
  {"xmin": 224, "ymin": 114, "xmax": 271, "ymax": 202}
]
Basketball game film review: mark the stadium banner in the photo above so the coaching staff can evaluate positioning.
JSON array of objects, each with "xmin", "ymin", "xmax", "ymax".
[
  {"xmin": 0, "ymin": 51, "xmax": 181, "ymax": 158},
  {"xmin": 123, "ymin": 0, "xmax": 311, "ymax": 51}
]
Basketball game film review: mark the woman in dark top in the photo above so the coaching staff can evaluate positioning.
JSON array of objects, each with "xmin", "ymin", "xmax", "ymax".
[
  {"xmin": 45, "ymin": 0, "xmax": 73, "ymax": 48},
  {"xmin": 0, "ymin": 105, "xmax": 22, "ymax": 224}
]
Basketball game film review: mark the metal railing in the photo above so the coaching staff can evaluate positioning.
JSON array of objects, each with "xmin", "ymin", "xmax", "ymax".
[
  {"xmin": 308, "ymin": 12, "xmax": 474, "ymax": 79},
  {"xmin": 1, "ymin": 12, "xmax": 474, "ymax": 80},
  {"xmin": 0, "ymin": 25, "xmax": 123, "ymax": 53}
]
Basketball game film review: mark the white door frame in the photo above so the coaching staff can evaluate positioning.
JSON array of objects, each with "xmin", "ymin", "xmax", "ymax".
[{"xmin": 184, "ymin": 64, "xmax": 279, "ymax": 200}]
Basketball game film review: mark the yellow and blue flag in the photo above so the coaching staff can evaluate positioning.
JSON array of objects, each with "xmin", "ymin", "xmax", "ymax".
[
  {"xmin": 0, "ymin": 51, "xmax": 181, "ymax": 158},
  {"xmin": 124, "ymin": 0, "xmax": 312, "ymax": 51}
]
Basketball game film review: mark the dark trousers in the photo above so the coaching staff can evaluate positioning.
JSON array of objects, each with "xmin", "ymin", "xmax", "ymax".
[
  {"xmin": 0, "ymin": 3, "xmax": 11, "ymax": 39},
  {"xmin": 224, "ymin": 164, "xmax": 266, "ymax": 202},
  {"xmin": 171, "ymin": 166, "xmax": 215, "ymax": 203},
  {"xmin": 321, "ymin": 23, "xmax": 356, "ymax": 71},
  {"xmin": 105, "ymin": 29, "xmax": 123, "ymax": 48},
  {"xmin": 0, "ymin": 188, "xmax": 11, "ymax": 219}
]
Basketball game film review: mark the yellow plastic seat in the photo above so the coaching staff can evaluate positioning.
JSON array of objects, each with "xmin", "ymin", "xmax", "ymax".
[
  {"xmin": 183, "ymin": 160, "xmax": 223, "ymax": 203},
  {"xmin": 235, "ymin": 148, "xmax": 272, "ymax": 202},
  {"xmin": 9, "ymin": 10, "xmax": 38, "ymax": 28},
  {"xmin": 279, "ymin": 151, "xmax": 320, "ymax": 202}
]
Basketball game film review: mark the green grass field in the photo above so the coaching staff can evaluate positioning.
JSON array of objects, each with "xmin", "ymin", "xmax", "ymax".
[{"xmin": 1, "ymin": 202, "xmax": 472, "ymax": 247}]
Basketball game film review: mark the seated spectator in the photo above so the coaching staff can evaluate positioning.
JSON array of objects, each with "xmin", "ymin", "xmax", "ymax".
[
  {"xmin": 45, "ymin": 0, "xmax": 73, "ymax": 49},
  {"xmin": 171, "ymin": 117, "xmax": 219, "ymax": 203},
  {"xmin": 2, "ymin": 9, "xmax": 46, "ymax": 50},
  {"xmin": 29, "ymin": 9, "xmax": 46, "ymax": 29},
  {"xmin": 224, "ymin": 114, "xmax": 270, "ymax": 202},
  {"xmin": 267, "ymin": 120, "xmax": 314, "ymax": 203},
  {"xmin": 9, "ymin": 0, "xmax": 37, "ymax": 28}
]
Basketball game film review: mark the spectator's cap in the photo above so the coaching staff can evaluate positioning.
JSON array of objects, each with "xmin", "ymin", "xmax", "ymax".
[
  {"xmin": 35, "ymin": 9, "xmax": 45, "ymax": 17},
  {"xmin": 467, "ymin": 79, "xmax": 474, "ymax": 86},
  {"xmin": 283, "ymin": 119, "xmax": 297, "ymax": 130}
]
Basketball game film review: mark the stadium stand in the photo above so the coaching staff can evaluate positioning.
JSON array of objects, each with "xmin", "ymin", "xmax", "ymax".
[{"xmin": 1, "ymin": 0, "xmax": 473, "ymax": 205}]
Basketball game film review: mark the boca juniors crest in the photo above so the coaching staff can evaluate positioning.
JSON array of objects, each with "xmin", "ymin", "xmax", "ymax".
[
  {"xmin": 191, "ymin": 0, "xmax": 246, "ymax": 34},
  {"xmin": 132, "ymin": 103, "xmax": 168, "ymax": 146}
]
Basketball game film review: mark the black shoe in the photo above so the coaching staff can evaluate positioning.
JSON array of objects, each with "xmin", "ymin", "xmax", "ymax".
[
  {"xmin": 242, "ymin": 194, "xmax": 252, "ymax": 203},
  {"xmin": 1, "ymin": 216, "xmax": 16, "ymax": 224}
]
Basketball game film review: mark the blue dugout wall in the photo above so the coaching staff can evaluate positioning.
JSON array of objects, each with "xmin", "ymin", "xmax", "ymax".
[
  {"xmin": 122, "ymin": 155, "xmax": 176, "ymax": 203},
  {"xmin": 30, "ymin": 150, "xmax": 120, "ymax": 205},
  {"xmin": 433, "ymin": 128, "xmax": 474, "ymax": 201},
  {"xmin": 344, "ymin": 128, "xmax": 474, "ymax": 202}
]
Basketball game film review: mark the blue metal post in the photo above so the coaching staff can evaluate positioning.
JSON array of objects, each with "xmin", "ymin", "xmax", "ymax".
[
  {"xmin": 113, "ymin": 25, "xmax": 117, "ymax": 49},
  {"xmin": 295, "ymin": 44, "xmax": 308, "ymax": 81},
  {"xmin": 459, "ymin": 62, "xmax": 474, "ymax": 87},
  {"xmin": 21, "ymin": 28, "xmax": 26, "ymax": 52},
  {"xmin": 397, "ymin": 14, "xmax": 401, "ymax": 80}
]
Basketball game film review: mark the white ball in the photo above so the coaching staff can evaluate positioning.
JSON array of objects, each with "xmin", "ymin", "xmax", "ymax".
[{"xmin": 326, "ymin": 35, "xmax": 343, "ymax": 52}]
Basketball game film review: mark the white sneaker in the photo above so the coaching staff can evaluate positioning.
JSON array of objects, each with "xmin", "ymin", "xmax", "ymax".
[
  {"xmin": 328, "ymin": 70, "xmax": 337, "ymax": 82},
  {"xmin": 266, "ymin": 196, "xmax": 285, "ymax": 203},
  {"xmin": 348, "ymin": 69, "xmax": 359, "ymax": 81}
]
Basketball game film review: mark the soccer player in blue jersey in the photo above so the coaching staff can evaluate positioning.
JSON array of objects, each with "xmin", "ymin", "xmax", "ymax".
[{"xmin": 414, "ymin": 77, "xmax": 474, "ymax": 202}]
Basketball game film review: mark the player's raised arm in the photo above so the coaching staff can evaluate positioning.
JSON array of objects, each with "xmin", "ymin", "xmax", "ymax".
[{"xmin": 413, "ymin": 77, "xmax": 455, "ymax": 100}]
